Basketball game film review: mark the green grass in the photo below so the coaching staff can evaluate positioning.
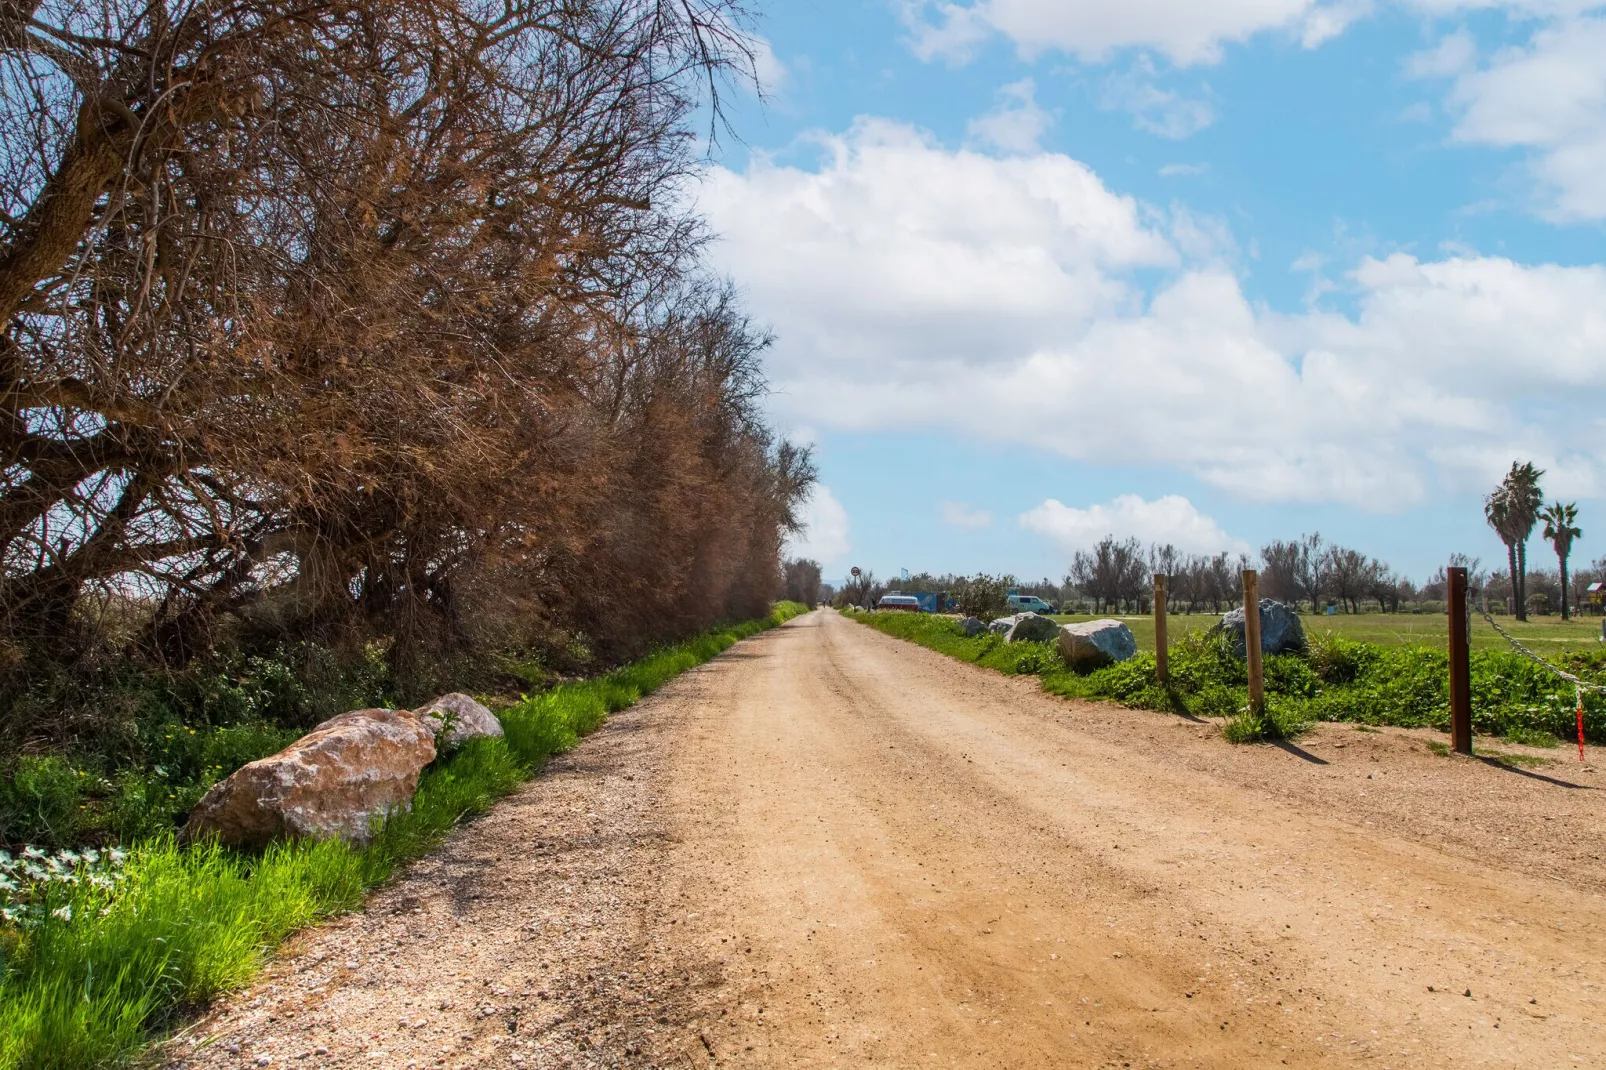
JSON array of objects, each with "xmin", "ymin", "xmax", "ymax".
[
  {"xmin": 854, "ymin": 610, "xmax": 1606, "ymax": 747},
  {"xmin": 1049, "ymin": 611, "xmax": 1606, "ymax": 653},
  {"xmin": 0, "ymin": 602, "xmax": 806, "ymax": 1070}
]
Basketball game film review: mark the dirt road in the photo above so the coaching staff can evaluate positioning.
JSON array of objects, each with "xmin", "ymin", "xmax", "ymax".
[{"xmin": 171, "ymin": 609, "xmax": 1606, "ymax": 1070}]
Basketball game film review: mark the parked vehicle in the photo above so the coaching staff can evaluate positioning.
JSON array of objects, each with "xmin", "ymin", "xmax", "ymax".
[
  {"xmin": 1006, "ymin": 594, "xmax": 1056, "ymax": 615},
  {"xmin": 877, "ymin": 594, "xmax": 923, "ymax": 612}
]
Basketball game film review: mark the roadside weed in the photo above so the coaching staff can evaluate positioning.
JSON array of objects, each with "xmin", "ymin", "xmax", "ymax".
[
  {"xmin": 0, "ymin": 602, "xmax": 805, "ymax": 1070},
  {"xmin": 852, "ymin": 609, "xmax": 1606, "ymax": 746}
]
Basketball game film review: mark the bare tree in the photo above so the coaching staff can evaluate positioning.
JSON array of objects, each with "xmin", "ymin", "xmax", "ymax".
[
  {"xmin": 0, "ymin": 0, "xmax": 818, "ymax": 733},
  {"xmin": 1068, "ymin": 536, "xmax": 1146, "ymax": 613}
]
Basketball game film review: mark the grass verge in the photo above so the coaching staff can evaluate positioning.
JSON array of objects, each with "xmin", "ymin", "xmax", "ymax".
[
  {"xmin": 848, "ymin": 610, "xmax": 1606, "ymax": 747},
  {"xmin": 0, "ymin": 602, "xmax": 806, "ymax": 1070}
]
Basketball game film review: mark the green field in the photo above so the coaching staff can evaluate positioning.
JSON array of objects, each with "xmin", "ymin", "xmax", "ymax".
[{"xmin": 1048, "ymin": 612, "xmax": 1605, "ymax": 654}]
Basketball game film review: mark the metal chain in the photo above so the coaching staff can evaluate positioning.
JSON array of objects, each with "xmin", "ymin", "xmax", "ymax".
[{"xmin": 1476, "ymin": 606, "xmax": 1606, "ymax": 695}]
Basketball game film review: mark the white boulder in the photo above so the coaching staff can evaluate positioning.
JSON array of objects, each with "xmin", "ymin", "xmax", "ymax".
[
  {"xmin": 1005, "ymin": 612, "xmax": 1060, "ymax": 644},
  {"xmin": 183, "ymin": 708, "xmax": 437, "ymax": 847},
  {"xmin": 1057, "ymin": 619, "xmax": 1138, "ymax": 671},
  {"xmin": 416, "ymin": 692, "xmax": 504, "ymax": 748}
]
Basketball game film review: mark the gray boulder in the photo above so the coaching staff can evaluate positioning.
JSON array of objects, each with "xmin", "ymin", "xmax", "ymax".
[
  {"xmin": 1005, "ymin": 612, "xmax": 1060, "ymax": 644},
  {"xmin": 987, "ymin": 616, "xmax": 1014, "ymax": 636},
  {"xmin": 959, "ymin": 616, "xmax": 987, "ymax": 637},
  {"xmin": 1057, "ymin": 619, "xmax": 1138, "ymax": 671},
  {"xmin": 1219, "ymin": 599, "xmax": 1306, "ymax": 656},
  {"xmin": 416, "ymin": 692, "xmax": 504, "ymax": 748}
]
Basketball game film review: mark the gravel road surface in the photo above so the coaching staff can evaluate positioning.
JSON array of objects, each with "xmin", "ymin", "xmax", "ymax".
[{"xmin": 168, "ymin": 609, "xmax": 1606, "ymax": 1069}]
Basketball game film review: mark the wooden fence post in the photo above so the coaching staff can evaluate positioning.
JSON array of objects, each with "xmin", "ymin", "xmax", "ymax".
[
  {"xmin": 1242, "ymin": 569, "xmax": 1264, "ymax": 714},
  {"xmin": 1448, "ymin": 565, "xmax": 1473, "ymax": 755},
  {"xmin": 1153, "ymin": 574, "xmax": 1169, "ymax": 684}
]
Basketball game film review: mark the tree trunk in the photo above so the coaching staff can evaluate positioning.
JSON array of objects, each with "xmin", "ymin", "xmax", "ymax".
[
  {"xmin": 1561, "ymin": 554, "xmax": 1571, "ymax": 621},
  {"xmin": 1506, "ymin": 542, "xmax": 1519, "ymax": 618},
  {"xmin": 1517, "ymin": 541, "xmax": 1529, "ymax": 621}
]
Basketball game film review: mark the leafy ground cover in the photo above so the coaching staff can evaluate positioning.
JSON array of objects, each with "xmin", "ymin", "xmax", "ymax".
[
  {"xmin": 854, "ymin": 610, "xmax": 1606, "ymax": 746},
  {"xmin": 1049, "ymin": 611, "xmax": 1606, "ymax": 653},
  {"xmin": 0, "ymin": 603, "xmax": 805, "ymax": 1070}
]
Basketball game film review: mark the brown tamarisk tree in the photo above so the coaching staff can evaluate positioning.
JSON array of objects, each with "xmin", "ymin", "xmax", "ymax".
[{"xmin": 0, "ymin": 0, "xmax": 810, "ymax": 727}]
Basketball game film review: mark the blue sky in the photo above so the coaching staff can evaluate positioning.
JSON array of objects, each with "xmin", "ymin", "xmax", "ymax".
[{"xmin": 694, "ymin": 0, "xmax": 1606, "ymax": 586}]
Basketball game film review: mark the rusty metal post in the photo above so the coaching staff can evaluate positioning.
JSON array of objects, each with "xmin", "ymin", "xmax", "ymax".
[
  {"xmin": 1243, "ymin": 570, "xmax": 1264, "ymax": 714},
  {"xmin": 1448, "ymin": 565, "xmax": 1473, "ymax": 755},
  {"xmin": 1153, "ymin": 574, "xmax": 1169, "ymax": 684}
]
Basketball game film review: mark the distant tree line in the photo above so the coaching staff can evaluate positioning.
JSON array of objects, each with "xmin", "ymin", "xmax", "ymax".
[
  {"xmin": 843, "ymin": 540, "xmax": 1603, "ymax": 621},
  {"xmin": 833, "ymin": 466, "xmax": 1595, "ymax": 621}
]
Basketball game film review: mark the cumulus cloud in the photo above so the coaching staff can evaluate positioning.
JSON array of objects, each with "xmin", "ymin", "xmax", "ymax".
[
  {"xmin": 1099, "ymin": 59, "xmax": 1216, "ymax": 139},
  {"xmin": 699, "ymin": 120, "xmax": 1606, "ymax": 511},
  {"xmin": 904, "ymin": 0, "xmax": 1354, "ymax": 67},
  {"xmin": 967, "ymin": 79, "xmax": 1056, "ymax": 153},
  {"xmin": 1404, "ymin": 30, "xmax": 1476, "ymax": 79},
  {"xmin": 1440, "ymin": 16, "xmax": 1606, "ymax": 221},
  {"xmin": 1020, "ymin": 495, "xmax": 1250, "ymax": 554},
  {"xmin": 940, "ymin": 501, "xmax": 994, "ymax": 528},
  {"xmin": 786, "ymin": 485, "xmax": 851, "ymax": 566}
]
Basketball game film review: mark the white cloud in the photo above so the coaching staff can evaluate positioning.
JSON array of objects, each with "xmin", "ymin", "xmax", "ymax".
[
  {"xmin": 904, "ymin": 0, "xmax": 1357, "ymax": 67},
  {"xmin": 702, "ymin": 121, "xmax": 1606, "ymax": 509},
  {"xmin": 1405, "ymin": 30, "xmax": 1477, "ymax": 78},
  {"xmin": 699, "ymin": 118, "xmax": 1174, "ymax": 374},
  {"xmin": 967, "ymin": 78, "xmax": 1055, "ymax": 153},
  {"xmin": 940, "ymin": 500, "xmax": 994, "ymax": 528},
  {"xmin": 1440, "ymin": 16, "xmax": 1606, "ymax": 221},
  {"xmin": 1020, "ymin": 494, "xmax": 1250, "ymax": 554},
  {"xmin": 1099, "ymin": 59, "xmax": 1216, "ymax": 139},
  {"xmin": 786, "ymin": 485, "xmax": 851, "ymax": 566},
  {"xmin": 1159, "ymin": 162, "xmax": 1210, "ymax": 177}
]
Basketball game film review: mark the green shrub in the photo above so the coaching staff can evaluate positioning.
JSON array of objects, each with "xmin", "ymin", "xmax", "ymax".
[
  {"xmin": 0, "ymin": 759, "xmax": 87, "ymax": 848},
  {"xmin": 950, "ymin": 575, "xmax": 1010, "ymax": 620},
  {"xmin": 1222, "ymin": 694, "xmax": 1312, "ymax": 743},
  {"xmin": 847, "ymin": 606, "xmax": 1606, "ymax": 747},
  {"xmin": 1503, "ymin": 725, "xmax": 1561, "ymax": 748}
]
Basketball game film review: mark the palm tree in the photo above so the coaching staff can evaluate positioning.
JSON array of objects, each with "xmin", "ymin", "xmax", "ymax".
[
  {"xmin": 1540, "ymin": 501, "xmax": 1583, "ymax": 620},
  {"xmin": 1485, "ymin": 487, "xmax": 1518, "ymax": 616},
  {"xmin": 1503, "ymin": 462, "xmax": 1545, "ymax": 621}
]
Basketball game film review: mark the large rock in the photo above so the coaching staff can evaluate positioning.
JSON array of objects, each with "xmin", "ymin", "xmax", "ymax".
[
  {"xmin": 415, "ymin": 692, "xmax": 504, "ymax": 748},
  {"xmin": 1219, "ymin": 599, "xmax": 1306, "ymax": 656},
  {"xmin": 182, "ymin": 708, "xmax": 437, "ymax": 847},
  {"xmin": 1005, "ymin": 612, "xmax": 1060, "ymax": 644},
  {"xmin": 987, "ymin": 616, "xmax": 1014, "ymax": 636},
  {"xmin": 1057, "ymin": 619, "xmax": 1138, "ymax": 671},
  {"xmin": 959, "ymin": 616, "xmax": 987, "ymax": 637}
]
